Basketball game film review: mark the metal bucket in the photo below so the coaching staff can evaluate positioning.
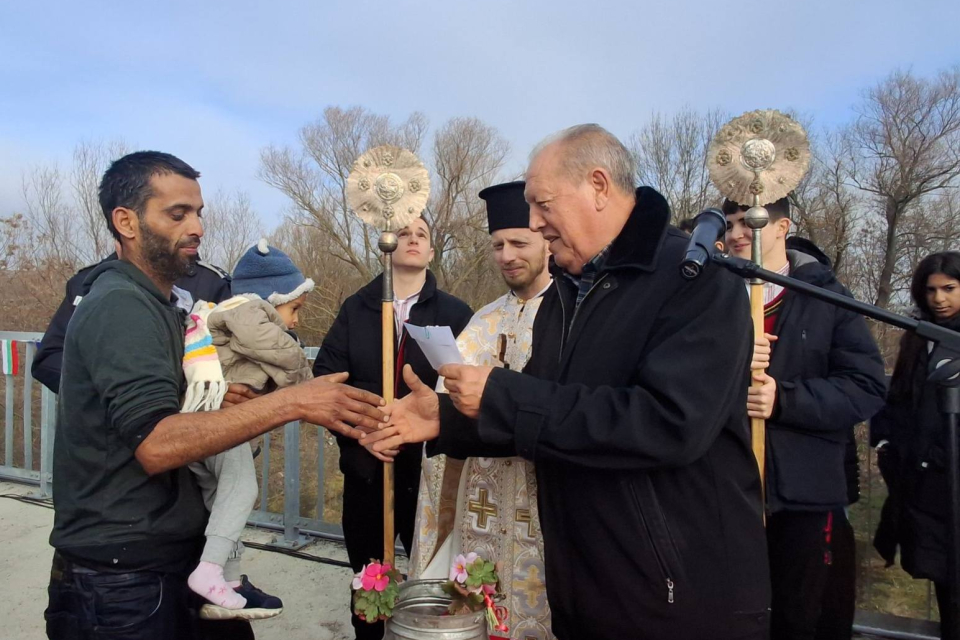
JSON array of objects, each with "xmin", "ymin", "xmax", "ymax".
[{"xmin": 384, "ymin": 579, "xmax": 489, "ymax": 640}]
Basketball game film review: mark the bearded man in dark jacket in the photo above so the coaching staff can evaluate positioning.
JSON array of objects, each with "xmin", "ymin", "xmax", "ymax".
[
  {"xmin": 361, "ymin": 124, "xmax": 771, "ymax": 640},
  {"xmin": 725, "ymin": 198, "xmax": 887, "ymax": 640}
]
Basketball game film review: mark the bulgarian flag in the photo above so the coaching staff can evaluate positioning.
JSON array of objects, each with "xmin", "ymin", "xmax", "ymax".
[{"xmin": 2, "ymin": 340, "xmax": 18, "ymax": 376}]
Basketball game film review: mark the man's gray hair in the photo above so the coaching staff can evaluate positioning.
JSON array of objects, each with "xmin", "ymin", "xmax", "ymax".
[{"xmin": 529, "ymin": 124, "xmax": 636, "ymax": 195}]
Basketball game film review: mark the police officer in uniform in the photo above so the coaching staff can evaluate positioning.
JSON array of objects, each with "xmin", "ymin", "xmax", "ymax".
[{"xmin": 32, "ymin": 251, "xmax": 232, "ymax": 393}]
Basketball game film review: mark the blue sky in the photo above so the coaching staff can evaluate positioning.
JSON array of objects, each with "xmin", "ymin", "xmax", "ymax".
[{"xmin": 2, "ymin": 0, "xmax": 958, "ymax": 229}]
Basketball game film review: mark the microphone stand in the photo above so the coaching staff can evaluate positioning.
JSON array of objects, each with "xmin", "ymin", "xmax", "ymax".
[{"xmin": 711, "ymin": 252, "xmax": 960, "ymax": 640}]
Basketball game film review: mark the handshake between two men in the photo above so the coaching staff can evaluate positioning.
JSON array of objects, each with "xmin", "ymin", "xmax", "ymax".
[
  {"xmin": 224, "ymin": 365, "xmax": 486, "ymax": 456},
  {"xmin": 354, "ymin": 363, "xmax": 490, "ymax": 462}
]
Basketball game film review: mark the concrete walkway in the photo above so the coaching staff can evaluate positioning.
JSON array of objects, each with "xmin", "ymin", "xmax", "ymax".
[{"xmin": 0, "ymin": 481, "xmax": 359, "ymax": 640}]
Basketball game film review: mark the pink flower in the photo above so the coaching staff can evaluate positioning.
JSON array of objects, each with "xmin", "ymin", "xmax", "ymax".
[
  {"xmin": 449, "ymin": 552, "xmax": 479, "ymax": 584},
  {"xmin": 352, "ymin": 571, "xmax": 364, "ymax": 590},
  {"xmin": 482, "ymin": 583, "xmax": 496, "ymax": 595},
  {"xmin": 361, "ymin": 562, "xmax": 390, "ymax": 592}
]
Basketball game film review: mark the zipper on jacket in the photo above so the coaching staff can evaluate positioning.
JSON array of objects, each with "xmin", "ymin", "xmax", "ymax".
[
  {"xmin": 557, "ymin": 281, "xmax": 568, "ymax": 364},
  {"xmin": 559, "ymin": 273, "xmax": 609, "ymax": 359},
  {"xmin": 628, "ymin": 480, "xmax": 676, "ymax": 604}
]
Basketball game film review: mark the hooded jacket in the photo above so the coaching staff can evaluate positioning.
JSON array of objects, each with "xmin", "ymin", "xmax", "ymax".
[
  {"xmin": 206, "ymin": 295, "xmax": 312, "ymax": 392},
  {"xmin": 50, "ymin": 260, "xmax": 206, "ymax": 573},
  {"xmin": 763, "ymin": 244, "xmax": 886, "ymax": 512}
]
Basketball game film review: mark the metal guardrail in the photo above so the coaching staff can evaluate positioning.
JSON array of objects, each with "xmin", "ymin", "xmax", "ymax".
[
  {"xmin": 0, "ymin": 333, "xmax": 344, "ymax": 550},
  {"xmin": 245, "ymin": 346, "xmax": 349, "ymax": 549},
  {"xmin": 0, "ymin": 330, "xmax": 942, "ymax": 637},
  {"xmin": 0, "ymin": 332, "xmax": 56, "ymax": 497}
]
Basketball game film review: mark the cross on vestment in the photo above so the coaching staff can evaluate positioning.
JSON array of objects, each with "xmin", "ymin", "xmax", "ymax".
[
  {"xmin": 468, "ymin": 488, "xmax": 498, "ymax": 529},
  {"xmin": 514, "ymin": 564, "xmax": 546, "ymax": 610},
  {"xmin": 515, "ymin": 508, "xmax": 535, "ymax": 538}
]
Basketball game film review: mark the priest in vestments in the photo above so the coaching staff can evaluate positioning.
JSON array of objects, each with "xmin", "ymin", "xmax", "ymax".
[{"xmin": 410, "ymin": 181, "xmax": 555, "ymax": 640}]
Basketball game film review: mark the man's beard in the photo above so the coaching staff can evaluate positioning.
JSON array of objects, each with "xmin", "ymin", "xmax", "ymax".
[
  {"xmin": 503, "ymin": 252, "xmax": 547, "ymax": 294},
  {"xmin": 140, "ymin": 219, "xmax": 198, "ymax": 284}
]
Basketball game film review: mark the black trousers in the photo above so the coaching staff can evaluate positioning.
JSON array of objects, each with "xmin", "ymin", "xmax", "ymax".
[
  {"xmin": 44, "ymin": 552, "xmax": 254, "ymax": 640},
  {"xmin": 342, "ymin": 458, "xmax": 420, "ymax": 640},
  {"xmin": 936, "ymin": 581, "xmax": 959, "ymax": 640},
  {"xmin": 814, "ymin": 509, "xmax": 856, "ymax": 640},
  {"xmin": 768, "ymin": 510, "xmax": 833, "ymax": 640}
]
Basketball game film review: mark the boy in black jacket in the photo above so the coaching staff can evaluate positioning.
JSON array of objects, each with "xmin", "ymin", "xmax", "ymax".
[
  {"xmin": 313, "ymin": 216, "xmax": 472, "ymax": 640},
  {"xmin": 724, "ymin": 197, "xmax": 887, "ymax": 640}
]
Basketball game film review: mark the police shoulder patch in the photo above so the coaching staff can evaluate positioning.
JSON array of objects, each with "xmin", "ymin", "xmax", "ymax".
[{"xmin": 197, "ymin": 260, "xmax": 231, "ymax": 280}]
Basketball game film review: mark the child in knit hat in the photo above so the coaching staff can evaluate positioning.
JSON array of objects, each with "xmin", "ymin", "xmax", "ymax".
[{"xmin": 183, "ymin": 239, "xmax": 315, "ymax": 620}]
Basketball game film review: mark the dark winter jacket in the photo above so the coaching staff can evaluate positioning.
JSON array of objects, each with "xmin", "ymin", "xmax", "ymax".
[
  {"xmin": 32, "ymin": 253, "xmax": 231, "ymax": 393},
  {"xmin": 313, "ymin": 270, "xmax": 472, "ymax": 482},
  {"xmin": 431, "ymin": 187, "xmax": 770, "ymax": 640},
  {"xmin": 785, "ymin": 239, "xmax": 863, "ymax": 506},
  {"xmin": 764, "ymin": 239, "xmax": 887, "ymax": 511},
  {"xmin": 50, "ymin": 260, "xmax": 206, "ymax": 574},
  {"xmin": 872, "ymin": 313, "xmax": 960, "ymax": 583}
]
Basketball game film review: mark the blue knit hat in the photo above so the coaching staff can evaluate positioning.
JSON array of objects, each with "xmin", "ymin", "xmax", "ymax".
[{"xmin": 231, "ymin": 239, "xmax": 315, "ymax": 306}]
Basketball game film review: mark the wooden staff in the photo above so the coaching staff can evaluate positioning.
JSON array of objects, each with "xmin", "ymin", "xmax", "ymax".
[
  {"xmin": 345, "ymin": 144, "xmax": 431, "ymax": 565},
  {"xmin": 744, "ymin": 198, "xmax": 770, "ymax": 498},
  {"xmin": 379, "ymin": 231, "xmax": 398, "ymax": 566}
]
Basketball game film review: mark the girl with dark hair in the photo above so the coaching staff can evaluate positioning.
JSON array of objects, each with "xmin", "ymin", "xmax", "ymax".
[{"xmin": 873, "ymin": 250, "xmax": 960, "ymax": 634}]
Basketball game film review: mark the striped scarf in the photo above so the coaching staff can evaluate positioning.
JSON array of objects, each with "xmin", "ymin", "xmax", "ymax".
[{"xmin": 181, "ymin": 301, "xmax": 227, "ymax": 413}]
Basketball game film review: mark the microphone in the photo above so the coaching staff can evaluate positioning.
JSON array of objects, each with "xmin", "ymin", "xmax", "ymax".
[{"xmin": 679, "ymin": 208, "xmax": 726, "ymax": 280}]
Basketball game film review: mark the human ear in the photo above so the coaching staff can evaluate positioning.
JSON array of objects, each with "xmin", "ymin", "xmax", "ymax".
[
  {"xmin": 591, "ymin": 169, "xmax": 611, "ymax": 210},
  {"xmin": 113, "ymin": 207, "xmax": 138, "ymax": 241}
]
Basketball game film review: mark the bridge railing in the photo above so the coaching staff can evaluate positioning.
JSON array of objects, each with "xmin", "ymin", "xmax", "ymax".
[{"xmin": 0, "ymin": 330, "xmax": 942, "ymax": 637}]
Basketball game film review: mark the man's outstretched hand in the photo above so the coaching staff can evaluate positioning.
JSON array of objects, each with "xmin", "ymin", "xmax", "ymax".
[
  {"xmin": 292, "ymin": 372, "xmax": 386, "ymax": 439},
  {"xmin": 360, "ymin": 365, "xmax": 440, "ymax": 455}
]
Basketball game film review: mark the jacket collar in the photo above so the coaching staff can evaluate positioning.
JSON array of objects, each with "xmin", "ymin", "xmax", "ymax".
[
  {"xmin": 548, "ymin": 186, "xmax": 671, "ymax": 279},
  {"xmin": 359, "ymin": 269, "xmax": 438, "ymax": 309},
  {"xmin": 786, "ymin": 249, "xmax": 835, "ymax": 287},
  {"xmin": 83, "ymin": 259, "xmax": 179, "ymax": 308}
]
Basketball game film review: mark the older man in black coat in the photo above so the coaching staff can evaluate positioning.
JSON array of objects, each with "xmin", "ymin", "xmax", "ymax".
[{"xmin": 362, "ymin": 124, "xmax": 770, "ymax": 640}]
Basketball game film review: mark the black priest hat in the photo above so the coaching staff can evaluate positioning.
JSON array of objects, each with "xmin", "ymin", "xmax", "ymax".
[{"xmin": 478, "ymin": 181, "xmax": 529, "ymax": 234}]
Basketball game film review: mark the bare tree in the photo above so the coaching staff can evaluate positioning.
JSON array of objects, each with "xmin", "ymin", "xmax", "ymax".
[
  {"xmin": 847, "ymin": 67, "xmax": 960, "ymax": 309},
  {"xmin": 260, "ymin": 107, "xmax": 513, "ymax": 318},
  {"xmin": 259, "ymin": 106, "xmax": 428, "ymax": 282},
  {"xmin": 790, "ymin": 131, "xmax": 863, "ymax": 287},
  {"xmin": 201, "ymin": 190, "xmax": 263, "ymax": 271},
  {"xmin": 71, "ymin": 139, "xmax": 130, "ymax": 263},
  {"xmin": 268, "ymin": 217, "xmax": 365, "ymax": 345},
  {"xmin": 1, "ymin": 178, "xmax": 75, "ymax": 331},
  {"xmin": 425, "ymin": 117, "xmax": 510, "ymax": 302},
  {"xmin": 21, "ymin": 164, "xmax": 77, "ymax": 266},
  {"xmin": 629, "ymin": 107, "xmax": 728, "ymax": 223}
]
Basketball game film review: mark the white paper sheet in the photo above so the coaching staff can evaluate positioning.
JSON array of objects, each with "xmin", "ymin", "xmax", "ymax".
[{"xmin": 403, "ymin": 323, "xmax": 463, "ymax": 370}]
